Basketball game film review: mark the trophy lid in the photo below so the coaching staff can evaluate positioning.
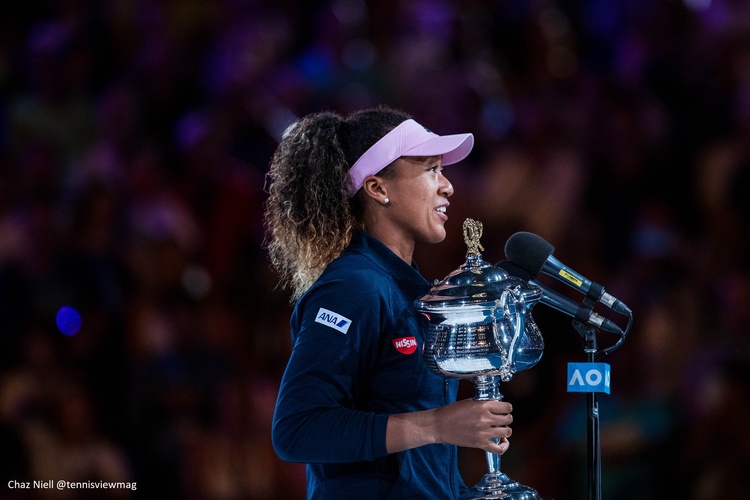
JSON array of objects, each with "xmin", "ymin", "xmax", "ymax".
[{"xmin": 416, "ymin": 219, "xmax": 541, "ymax": 311}]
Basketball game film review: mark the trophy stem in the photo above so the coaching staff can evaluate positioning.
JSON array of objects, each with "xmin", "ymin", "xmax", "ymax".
[
  {"xmin": 473, "ymin": 375, "xmax": 504, "ymax": 475},
  {"xmin": 486, "ymin": 448, "xmax": 500, "ymax": 475},
  {"xmin": 473, "ymin": 374, "xmax": 504, "ymax": 401},
  {"xmin": 462, "ymin": 375, "xmax": 541, "ymax": 500}
]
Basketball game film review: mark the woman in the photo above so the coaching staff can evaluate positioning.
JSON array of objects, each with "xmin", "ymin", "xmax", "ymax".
[{"xmin": 264, "ymin": 106, "xmax": 513, "ymax": 499}]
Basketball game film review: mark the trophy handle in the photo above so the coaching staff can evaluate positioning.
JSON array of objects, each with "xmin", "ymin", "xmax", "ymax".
[{"xmin": 495, "ymin": 287, "xmax": 526, "ymax": 381}]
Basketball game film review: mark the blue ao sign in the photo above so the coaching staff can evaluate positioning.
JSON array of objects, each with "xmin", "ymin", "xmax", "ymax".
[{"xmin": 567, "ymin": 362, "xmax": 611, "ymax": 394}]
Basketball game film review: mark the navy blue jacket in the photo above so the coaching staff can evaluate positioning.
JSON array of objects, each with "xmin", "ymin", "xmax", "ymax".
[{"xmin": 272, "ymin": 231, "xmax": 466, "ymax": 499}]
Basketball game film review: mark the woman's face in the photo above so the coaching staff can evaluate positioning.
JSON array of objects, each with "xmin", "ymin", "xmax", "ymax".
[{"xmin": 380, "ymin": 155, "xmax": 454, "ymax": 246}]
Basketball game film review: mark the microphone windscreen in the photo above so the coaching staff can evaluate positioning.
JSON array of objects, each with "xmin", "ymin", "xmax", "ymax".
[
  {"xmin": 495, "ymin": 260, "xmax": 534, "ymax": 281},
  {"xmin": 504, "ymin": 232, "xmax": 554, "ymax": 277}
]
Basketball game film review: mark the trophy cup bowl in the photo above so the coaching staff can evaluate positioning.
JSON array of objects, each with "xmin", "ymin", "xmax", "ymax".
[{"xmin": 415, "ymin": 220, "xmax": 544, "ymax": 500}]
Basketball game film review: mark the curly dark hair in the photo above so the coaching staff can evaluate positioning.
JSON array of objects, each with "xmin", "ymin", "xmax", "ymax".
[{"xmin": 263, "ymin": 106, "xmax": 411, "ymax": 301}]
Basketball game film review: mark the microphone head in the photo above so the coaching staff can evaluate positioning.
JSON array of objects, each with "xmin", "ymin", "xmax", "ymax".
[{"xmin": 504, "ymin": 232, "xmax": 555, "ymax": 277}]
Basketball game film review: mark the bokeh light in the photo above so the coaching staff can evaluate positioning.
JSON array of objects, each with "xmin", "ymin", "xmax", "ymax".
[{"xmin": 56, "ymin": 306, "xmax": 82, "ymax": 336}]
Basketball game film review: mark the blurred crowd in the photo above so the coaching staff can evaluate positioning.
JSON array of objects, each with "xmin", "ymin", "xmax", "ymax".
[{"xmin": 1, "ymin": 0, "xmax": 750, "ymax": 499}]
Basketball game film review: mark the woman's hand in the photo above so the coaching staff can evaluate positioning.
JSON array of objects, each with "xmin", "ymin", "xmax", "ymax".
[
  {"xmin": 386, "ymin": 398, "xmax": 512, "ymax": 455},
  {"xmin": 432, "ymin": 398, "xmax": 512, "ymax": 454}
]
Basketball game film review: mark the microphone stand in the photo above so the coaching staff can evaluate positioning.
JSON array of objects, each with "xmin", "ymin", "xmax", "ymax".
[
  {"xmin": 569, "ymin": 295, "xmax": 630, "ymax": 500},
  {"xmin": 572, "ymin": 320, "xmax": 602, "ymax": 500}
]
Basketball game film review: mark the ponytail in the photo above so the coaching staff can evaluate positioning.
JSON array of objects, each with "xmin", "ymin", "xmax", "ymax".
[{"xmin": 264, "ymin": 112, "xmax": 353, "ymax": 301}]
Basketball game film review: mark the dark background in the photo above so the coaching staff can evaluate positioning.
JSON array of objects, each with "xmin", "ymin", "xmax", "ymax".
[{"xmin": 1, "ymin": 1, "xmax": 749, "ymax": 498}]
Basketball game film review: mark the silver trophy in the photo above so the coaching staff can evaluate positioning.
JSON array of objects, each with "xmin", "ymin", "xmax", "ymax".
[{"xmin": 415, "ymin": 219, "xmax": 544, "ymax": 500}]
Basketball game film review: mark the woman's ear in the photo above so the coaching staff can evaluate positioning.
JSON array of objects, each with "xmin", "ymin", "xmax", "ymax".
[{"xmin": 362, "ymin": 175, "xmax": 388, "ymax": 204}]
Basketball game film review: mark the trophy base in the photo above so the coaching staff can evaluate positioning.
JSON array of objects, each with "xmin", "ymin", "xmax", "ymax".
[{"xmin": 461, "ymin": 472, "xmax": 541, "ymax": 500}]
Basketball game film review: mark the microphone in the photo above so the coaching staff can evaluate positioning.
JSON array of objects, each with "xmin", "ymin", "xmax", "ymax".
[
  {"xmin": 497, "ymin": 260, "xmax": 623, "ymax": 335},
  {"xmin": 504, "ymin": 232, "xmax": 631, "ymax": 315}
]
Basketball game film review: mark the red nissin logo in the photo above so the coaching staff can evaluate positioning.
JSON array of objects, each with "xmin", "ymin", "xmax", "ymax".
[{"xmin": 393, "ymin": 336, "xmax": 418, "ymax": 355}]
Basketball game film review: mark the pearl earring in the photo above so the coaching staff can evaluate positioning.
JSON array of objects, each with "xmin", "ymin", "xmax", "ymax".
[{"xmin": 383, "ymin": 197, "xmax": 389, "ymax": 204}]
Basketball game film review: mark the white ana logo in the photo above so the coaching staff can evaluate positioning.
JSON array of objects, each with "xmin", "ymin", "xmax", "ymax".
[{"xmin": 315, "ymin": 308, "xmax": 352, "ymax": 334}]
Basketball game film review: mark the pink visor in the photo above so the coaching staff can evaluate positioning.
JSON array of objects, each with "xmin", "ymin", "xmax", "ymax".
[{"xmin": 346, "ymin": 119, "xmax": 474, "ymax": 197}]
